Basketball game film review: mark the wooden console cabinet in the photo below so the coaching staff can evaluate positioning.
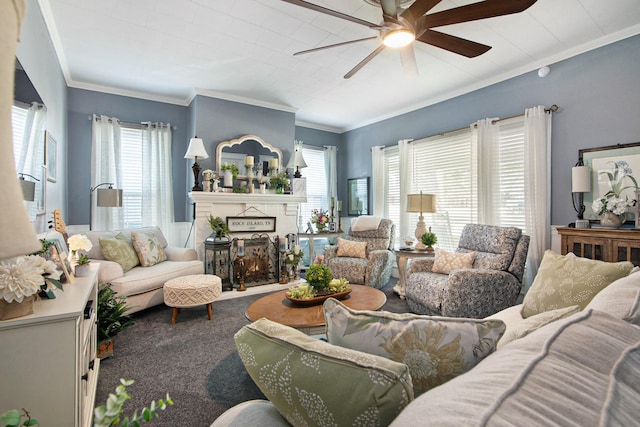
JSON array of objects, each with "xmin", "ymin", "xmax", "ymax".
[
  {"xmin": 557, "ymin": 227, "xmax": 640, "ymax": 266},
  {"xmin": 0, "ymin": 264, "xmax": 100, "ymax": 426}
]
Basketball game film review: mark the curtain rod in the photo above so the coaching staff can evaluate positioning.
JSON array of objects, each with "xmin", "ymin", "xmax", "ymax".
[
  {"xmin": 14, "ymin": 100, "xmax": 44, "ymax": 109},
  {"xmin": 88, "ymin": 115, "xmax": 176, "ymax": 129}
]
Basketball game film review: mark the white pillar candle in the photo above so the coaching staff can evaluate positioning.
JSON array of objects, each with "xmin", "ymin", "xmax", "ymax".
[
  {"xmin": 279, "ymin": 236, "xmax": 287, "ymax": 252},
  {"xmin": 330, "ymin": 197, "xmax": 335, "ymax": 208},
  {"xmin": 237, "ymin": 239, "xmax": 244, "ymax": 257},
  {"xmin": 245, "ymin": 155, "xmax": 254, "ymax": 167},
  {"xmin": 269, "ymin": 158, "xmax": 278, "ymax": 169},
  {"xmin": 337, "ymin": 200, "xmax": 342, "ymax": 211}
]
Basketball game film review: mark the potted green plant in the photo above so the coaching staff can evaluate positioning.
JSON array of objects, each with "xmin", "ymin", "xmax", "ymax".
[
  {"xmin": 74, "ymin": 253, "xmax": 91, "ymax": 277},
  {"xmin": 207, "ymin": 215, "xmax": 229, "ymax": 239},
  {"xmin": 269, "ymin": 173, "xmax": 289, "ymax": 194},
  {"xmin": 220, "ymin": 163, "xmax": 239, "ymax": 187},
  {"xmin": 421, "ymin": 231, "xmax": 438, "ymax": 252},
  {"xmin": 97, "ymin": 284, "xmax": 135, "ymax": 359},
  {"xmin": 305, "ymin": 263, "xmax": 333, "ymax": 293}
]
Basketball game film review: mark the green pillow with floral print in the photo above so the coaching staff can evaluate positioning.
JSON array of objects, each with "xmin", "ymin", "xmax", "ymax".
[
  {"xmin": 324, "ymin": 298, "xmax": 505, "ymax": 396},
  {"xmin": 131, "ymin": 230, "xmax": 167, "ymax": 267},
  {"xmin": 99, "ymin": 233, "xmax": 140, "ymax": 272}
]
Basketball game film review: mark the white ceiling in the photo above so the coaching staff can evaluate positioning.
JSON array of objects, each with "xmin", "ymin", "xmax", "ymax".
[{"xmin": 40, "ymin": 0, "xmax": 640, "ymax": 132}]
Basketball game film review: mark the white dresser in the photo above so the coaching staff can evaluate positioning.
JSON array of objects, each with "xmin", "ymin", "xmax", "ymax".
[{"xmin": 0, "ymin": 264, "xmax": 100, "ymax": 426}]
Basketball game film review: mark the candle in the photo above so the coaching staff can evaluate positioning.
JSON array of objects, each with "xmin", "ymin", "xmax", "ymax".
[
  {"xmin": 294, "ymin": 244, "xmax": 301, "ymax": 255},
  {"xmin": 237, "ymin": 239, "xmax": 244, "ymax": 257},
  {"xmin": 245, "ymin": 155, "xmax": 254, "ymax": 166},
  {"xmin": 330, "ymin": 197, "xmax": 335, "ymax": 208},
  {"xmin": 269, "ymin": 158, "xmax": 278, "ymax": 169},
  {"xmin": 279, "ymin": 237, "xmax": 287, "ymax": 252},
  {"xmin": 337, "ymin": 200, "xmax": 342, "ymax": 211}
]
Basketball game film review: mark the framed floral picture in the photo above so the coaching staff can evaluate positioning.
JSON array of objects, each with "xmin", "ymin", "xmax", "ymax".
[{"xmin": 579, "ymin": 142, "xmax": 640, "ymax": 222}]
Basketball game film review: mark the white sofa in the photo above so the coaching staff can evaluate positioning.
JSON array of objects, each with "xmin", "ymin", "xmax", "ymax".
[
  {"xmin": 212, "ymin": 260, "xmax": 640, "ymax": 426},
  {"xmin": 72, "ymin": 227, "xmax": 203, "ymax": 314}
]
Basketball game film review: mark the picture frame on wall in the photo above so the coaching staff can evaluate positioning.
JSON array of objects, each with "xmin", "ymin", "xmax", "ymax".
[{"xmin": 45, "ymin": 131, "xmax": 57, "ymax": 183}]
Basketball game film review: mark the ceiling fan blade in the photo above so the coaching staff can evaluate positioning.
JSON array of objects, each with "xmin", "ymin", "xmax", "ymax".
[
  {"xmin": 422, "ymin": 0, "xmax": 538, "ymax": 28},
  {"xmin": 401, "ymin": 0, "xmax": 441, "ymax": 22},
  {"xmin": 293, "ymin": 36, "xmax": 379, "ymax": 56},
  {"xmin": 344, "ymin": 44, "xmax": 387, "ymax": 79},
  {"xmin": 281, "ymin": 0, "xmax": 381, "ymax": 29},
  {"xmin": 417, "ymin": 29, "xmax": 491, "ymax": 57},
  {"xmin": 399, "ymin": 45, "xmax": 418, "ymax": 78}
]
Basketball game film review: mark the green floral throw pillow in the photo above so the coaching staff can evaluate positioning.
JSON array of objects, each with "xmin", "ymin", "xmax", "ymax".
[
  {"xmin": 323, "ymin": 298, "xmax": 505, "ymax": 396},
  {"xmin": 521, "ymin": 250, "xmax": 634, "ymax": 318},
  {"xmin": 99, "ymin": 233, "xmax": 140, "ymax": 272},
  {"xmin": 131, "ymin": 231, "xmax": 167, "ymax": 267},
  {"xmin": 235, "ymin": 318, "xmax": 414, "ymax": 426}
]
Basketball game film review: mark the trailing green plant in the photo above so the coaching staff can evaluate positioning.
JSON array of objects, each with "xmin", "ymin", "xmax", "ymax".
[
  {"xmin": 33, "ymin": 239, "xmax": 54, "ymax": 256},
  {"xmin": 269, "ymin": 173, "xmax": 288, "ymax": 189},
  {"xmin": 207, "ymin": 215, "xmax": 229, "ymax": 237},
  {"xmin": 98, "ymin": 284, "xmax": 135, "ymax": 342},
  {"xmin": 77, "ymin": 253, "xmax": 91, "ymax": 265},
  {"xmin": 421, "ymin": 231, "xmax": 438, "ymax": 247},
  {"xmin": 1, "ymin": 409, "xmax": 38, "ymax": 426},
  {"xmin": 305, "ymin": 263, "xmax": 333, "ymax": 291},
  {"xmin": 93, "ymin": 379, "xmax": 173, "ymax": 427},
  {"xmin": 220, "ymin": 163, "xmax": 239, "ymax": 181}
]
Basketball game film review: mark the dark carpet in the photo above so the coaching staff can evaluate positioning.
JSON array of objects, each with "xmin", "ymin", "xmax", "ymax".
[{"xmin": 95, "ymin": 279, "xmax": 408, "ymax": 426}]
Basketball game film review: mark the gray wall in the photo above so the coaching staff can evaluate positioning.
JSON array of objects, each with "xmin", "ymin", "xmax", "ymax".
[
  {"xmin": 16, "ymin": 0, "xmax": 68, "ymax": 233},
  {"xmin": 342, "ymin": 34, "xmax": 640, "ymax": 227},
  {"xmin": 66, "ymin": 88, "xmax": 189, "ymax": 224}
]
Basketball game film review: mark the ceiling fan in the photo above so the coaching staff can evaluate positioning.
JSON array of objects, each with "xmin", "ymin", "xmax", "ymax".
[{"xmin": 282, "ymin": 0, "xmax": 538, "ymax": 79}]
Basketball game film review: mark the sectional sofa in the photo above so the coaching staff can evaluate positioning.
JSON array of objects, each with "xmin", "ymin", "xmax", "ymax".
[{"xmin": 213, "ymin": 251, "xmax": 640, "ymax": 426}]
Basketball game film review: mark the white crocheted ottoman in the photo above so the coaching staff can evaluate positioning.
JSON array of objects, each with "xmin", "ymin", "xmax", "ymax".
[{"xmin": 163, "ymin": 274, "xmax": 222, "ymax": 324}]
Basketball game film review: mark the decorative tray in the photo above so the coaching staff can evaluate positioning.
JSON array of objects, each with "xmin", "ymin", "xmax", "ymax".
[{"xmin": 285, "ymin": 289, "xmax": 352, "ymax": 306}]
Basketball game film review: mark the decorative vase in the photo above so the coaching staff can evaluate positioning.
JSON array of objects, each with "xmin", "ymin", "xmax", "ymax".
[
  {"xmin": 316, "ymin": 223, "xmax": 326, "ymax": 232},
  {"xmin": 260, "ymin": 183, "xmax": 266, "ymax": 194},
  {"xmin": 223, "ymin": 169, "xmax": 233, "ymax": 188},
  {"xmin": 75, "ymin": 264, "xmax": 91, "ymax": 277},
  {"xmin": 276, "ymin": 184, "xmax": 284, "ymax": 194},
  {"xmin": 600, "ymin": 212, "xmax": 625, "ymax": 228},
  {"xmin": 0, "ymin": 296, "xmax": 35, "ymax": 320}
]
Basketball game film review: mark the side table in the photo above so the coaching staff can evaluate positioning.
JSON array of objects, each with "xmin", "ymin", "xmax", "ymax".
[
  {"xmin": 299, "ymin": 231, "xmax": 343, "ymax": 268},
  {"xmin": 393, "ymin": 248, "xmax": 434, "ymax": 299}
]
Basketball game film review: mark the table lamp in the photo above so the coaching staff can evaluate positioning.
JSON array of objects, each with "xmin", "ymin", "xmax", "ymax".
[
  {"xmin": 572, "ymin": 161, "xmax": 590, "ymax": 228},
  {"xmin": 407, "ymin": 191, "xmax": 436, "ymax": 250},
  {"xmin": 184, "ymin": 136, "xmax": 209, "ymax": 191}
]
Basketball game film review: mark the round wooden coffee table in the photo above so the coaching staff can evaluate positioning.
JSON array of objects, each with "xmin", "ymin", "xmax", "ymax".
[{"xmin": 245, "ymin": 284, "xmax": 387, "ymax": 334}]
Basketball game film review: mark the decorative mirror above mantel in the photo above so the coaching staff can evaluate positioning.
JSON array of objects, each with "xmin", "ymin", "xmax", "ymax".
[{"xmin": 216, "ymin": 135, "xmax": 284, "ymax": 180}]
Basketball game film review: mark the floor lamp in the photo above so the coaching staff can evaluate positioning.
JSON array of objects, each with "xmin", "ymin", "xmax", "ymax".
[
  {"xmin": 407, "ymin": 191, "xmax": 436, "ymax": 250},
  {"xmin": 90, "ymin": 183, "xmax": 123, "ymax": 230}
]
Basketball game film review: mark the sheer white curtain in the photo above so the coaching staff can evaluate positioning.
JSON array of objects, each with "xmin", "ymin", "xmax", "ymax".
[
  {"xmin": 398, "ymin": 139, "xmax": 414, "ymax": 240},
  {"xmin": 371, "ymin": 146, "xmax": 385, "ymax": 216},
  {"xmin": 324, "ymin": 145, "xmax": 337, "ymax": 205},
  {"xmin": 91, "ymin": 114, "xmax": 123, "ymax": 230},
  {"xmin": 473, "ymin": 118, "xmax": 499, "ymax": 225},
  {"xmin": 15, "ymin": 103, "xmax": 46, "ymax": 220},
  {"xmin": 141, "ymin": 122, "xmax": 174, "ymax": 237},
  {"xmin": 523, "ymin": 106, "xmax": 551, "ymax": 289}
]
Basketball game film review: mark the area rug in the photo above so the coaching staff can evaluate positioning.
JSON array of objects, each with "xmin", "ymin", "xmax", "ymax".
[{"xmin": 95, "ymin": 280, "xmax": 408, "ymax": 426}]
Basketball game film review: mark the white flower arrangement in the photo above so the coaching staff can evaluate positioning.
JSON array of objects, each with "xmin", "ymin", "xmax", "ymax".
[
  {"xmin": 592, "ymin": 160, "xmax": 639, "ymax": 216},
  {"xmin": 0, "ymin": 255, "xmax": 62, "ymax": 303},
  {"xmin": 68, "ymin": 234, "xmax": 93, "ymax": 253}
]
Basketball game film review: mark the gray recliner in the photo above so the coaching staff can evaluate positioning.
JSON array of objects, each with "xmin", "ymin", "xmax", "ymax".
[
  {"xmin": 405, "ymin": 224, "xmax": 530, "ymax": 318},
  {"xmin": 324, "ymin": 218, "xmax": 395, "ymax": 289}
]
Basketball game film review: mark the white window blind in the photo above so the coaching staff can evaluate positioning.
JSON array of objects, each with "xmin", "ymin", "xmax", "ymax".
[
  {"xmin": 11, "ymin": 105, "xmax": 27, "ymax": 165},
  {"xmin": 120, "ymin": 126, "xmax": 143, "ymax": 228},
  {"xmin": 300, "ymin": 146, "xmax": 327, "ymax": 227},
  {"xmin": 381, "ymin": 118, "xmax": 528, "ymax": 250}
]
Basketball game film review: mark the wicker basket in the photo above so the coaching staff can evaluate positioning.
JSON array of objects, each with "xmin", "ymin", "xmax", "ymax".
[{"xmin": 0, "ymin": 295, "xmax": 35, "ymax": 320}]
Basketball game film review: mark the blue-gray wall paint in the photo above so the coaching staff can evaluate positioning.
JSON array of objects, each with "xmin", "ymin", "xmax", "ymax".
[
  {"xmin": 66, "ymin": 88, "xmax": 189, "ymax": 224},
  {"xmin": 342, "ymin": 34, "xmax": 640, "ymax": 227},
  {"xmin": 16, "ymin": 0, "xmax": 68, "ymax": 233}
]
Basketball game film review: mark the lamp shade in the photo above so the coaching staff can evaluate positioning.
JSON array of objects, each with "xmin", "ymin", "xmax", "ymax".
[
  {"xmin": 572, "ymin": 166, "xmax": 590, "ymax": 193},
  {"xmin": 286, "ymin": 150, "xmax": 308, "ymax": 169},
  {"xmin": 20, "ymin": 179, "xmax": 35, "ymax": 201},
  {"xmin": 184, "ymin": 137, "xmax": 209, "ymax": 159},
  {"xmin": 96, "ymin": 188, "xmax": 123, "ymax": 207},
  {"xmin": 407, "ymin": 193, "xmax": 436, "ymax": 213}
]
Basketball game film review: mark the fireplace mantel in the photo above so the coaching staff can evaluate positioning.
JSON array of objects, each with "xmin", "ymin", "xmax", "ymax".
[{"xmin": 189, "ymin": 192, "xmax": 306, "ymax": 260}]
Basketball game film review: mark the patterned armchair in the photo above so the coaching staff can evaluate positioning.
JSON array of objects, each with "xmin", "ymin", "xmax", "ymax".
[
  {"xmin": 405, "ymin": 224, "xmax": 530, "ymax": 318},
  {"xmin": 324, "ymin": 218, "xmax": 395, "ymax": 289}
]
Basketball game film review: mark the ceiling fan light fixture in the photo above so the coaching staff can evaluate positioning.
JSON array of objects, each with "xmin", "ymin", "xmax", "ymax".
[{"xmin": 383, "ymin": 29, "xmax": 415, "ymax": 48}]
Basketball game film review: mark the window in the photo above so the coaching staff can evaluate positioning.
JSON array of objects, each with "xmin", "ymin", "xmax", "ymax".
[
  {"xmin": 299, "ymin": 146, "xmax": 327, "ymax": 228},
  {"xmin": 120, "ymin": 125, "xmax": 143, "ymax": 228},
  {"xmin": 382, "ymin": 119, "xmax": 527, "ymax": 250}
]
